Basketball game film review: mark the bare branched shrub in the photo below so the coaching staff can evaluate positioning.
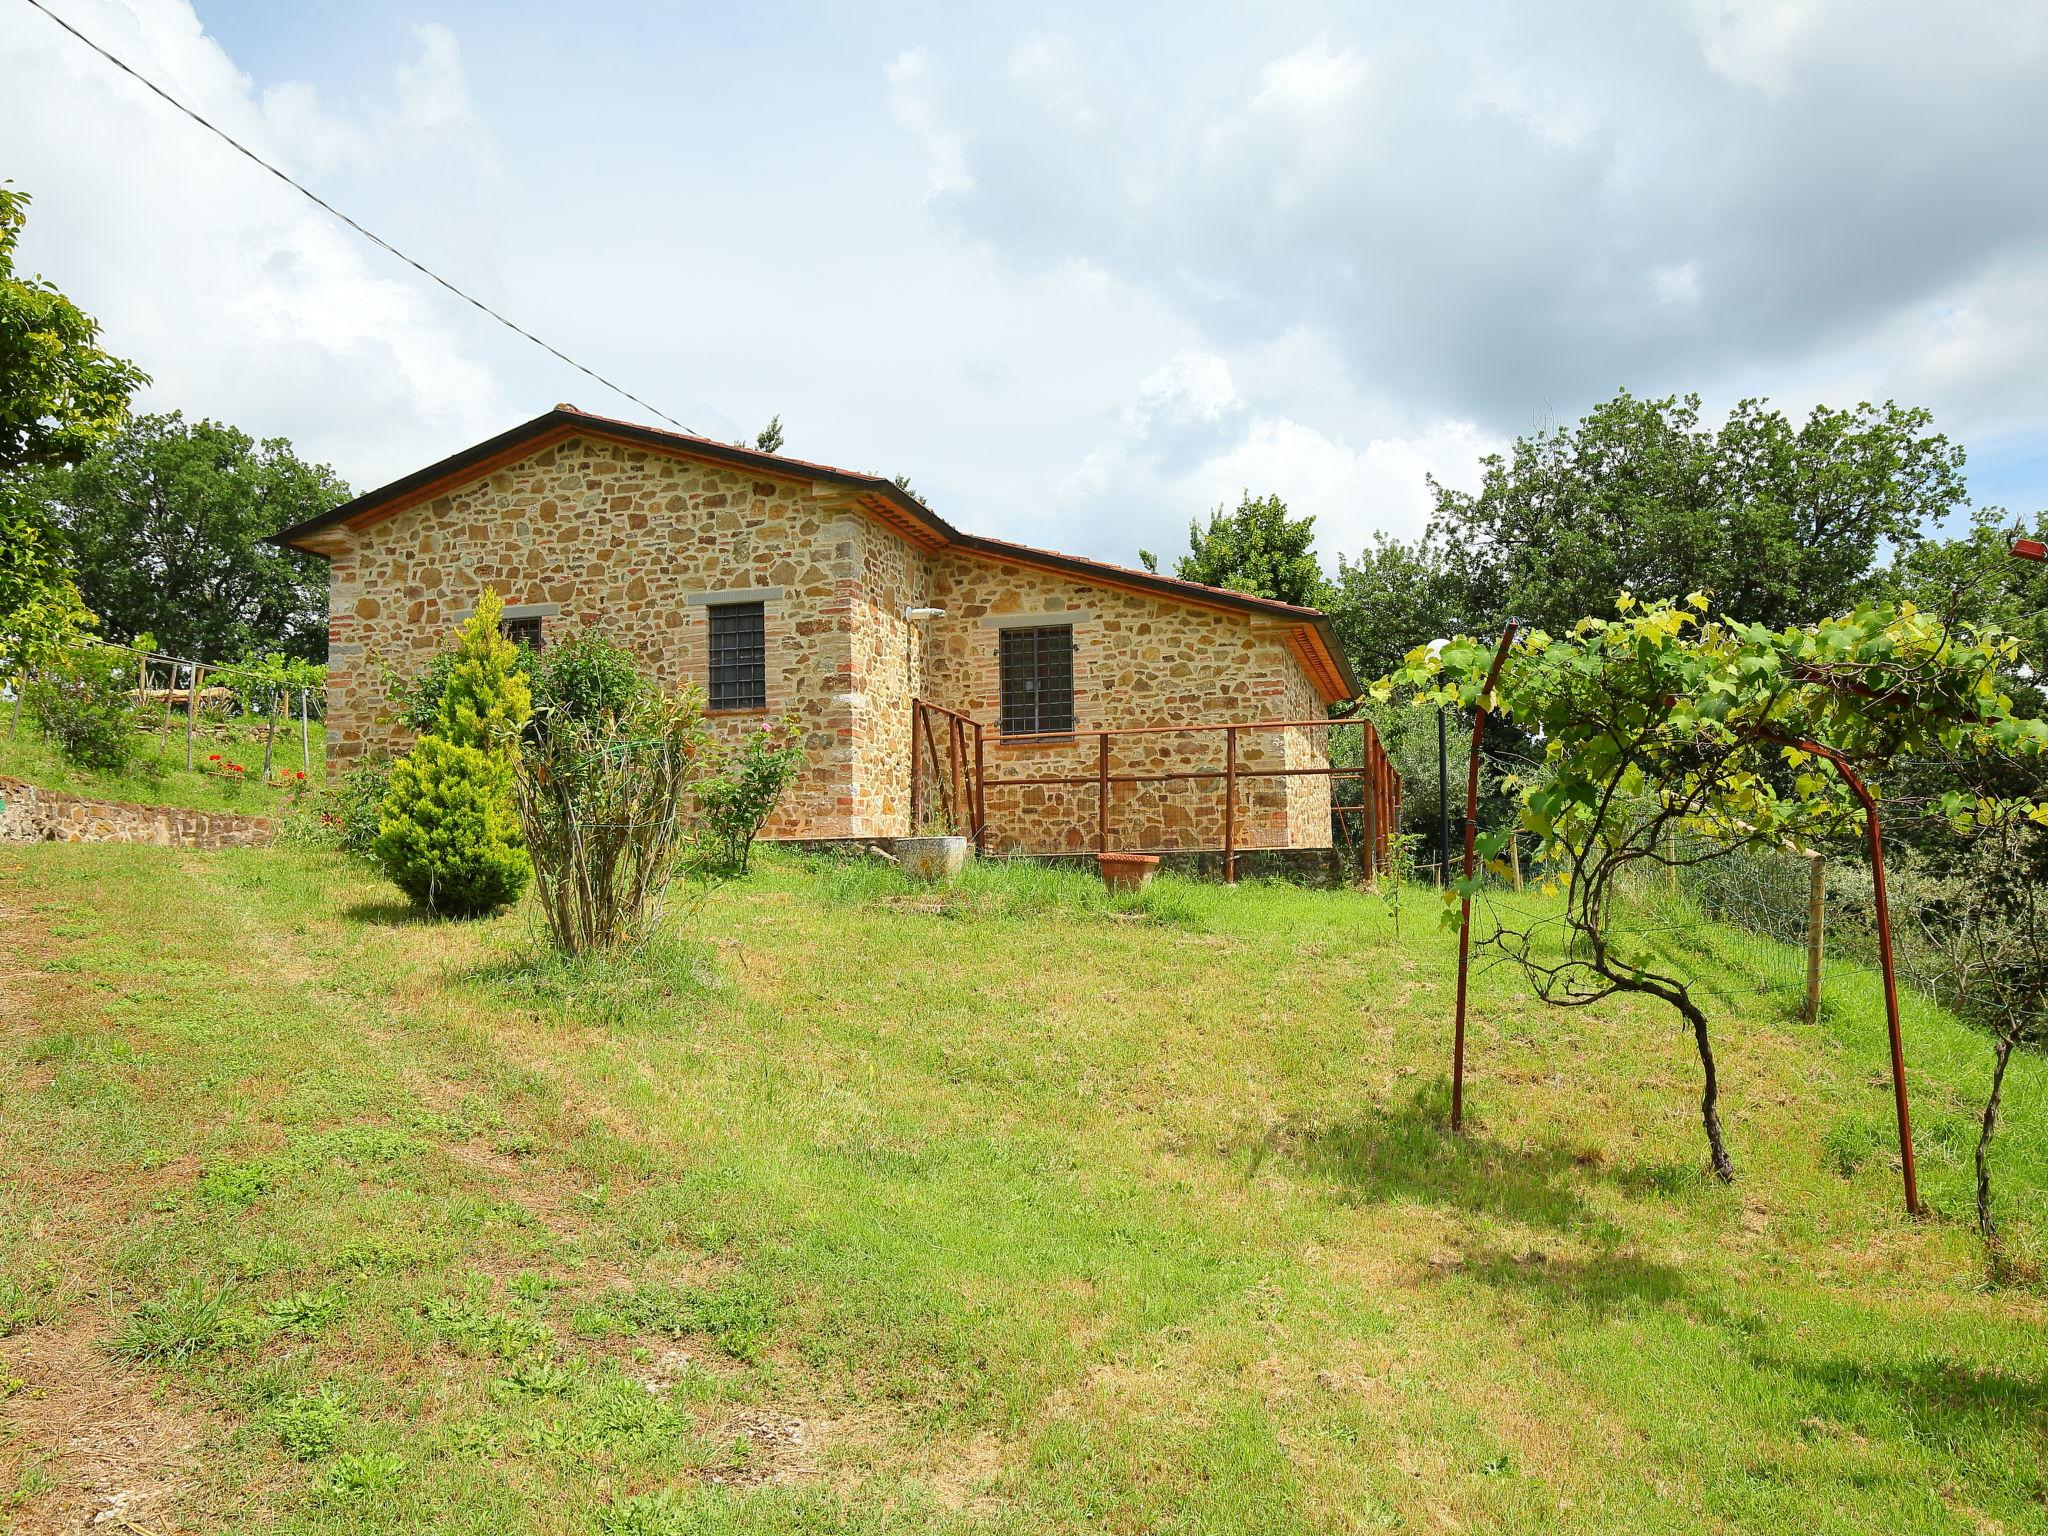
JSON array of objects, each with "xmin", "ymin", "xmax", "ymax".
[{"xmin": 514, "ymin": 686, "xmax": 709, "ymax": 955}]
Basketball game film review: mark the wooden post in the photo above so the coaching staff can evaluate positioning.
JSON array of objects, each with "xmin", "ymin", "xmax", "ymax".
[
  {"xmin": 1509, "ymin": 832, "xmax": 1523, "ymax": 892},
  {"xmin": 262, "ymin": 688, "xmax": 280, "ymax": 780},
  {"xmin": 300, "ymin": 687, "xmax": 311, "ymax": 775},
  {"xmin": 1223, "ymin": 725, "xmax": 1238, "ymax": 884},
  {"xmin": 908, "ymin": 702, "xmax": 922, "ymax": 834},
  {"xmin": 185, "ymin": 664, "xmax": 203, "ymax": 770},
  {"xmin": 1096, "ymin": 732, "xmax": 1110, "ymax": 854},
  {"xmin": 9, "ymin": 664, "xmax": 25, "ymax": 738},
  {"xmin": 156, "ymin": 657, "xmax": 176, "ymax": 755},
  {"xmin": 1666, "ymin": 826, "xmax": 1680, "ymax": 895},
  {"xmin": 972, "ymin": 721, "xmax": 986, "ymax": 853},
  {"xmin": 1803, "ymin": 853, "xmax": 1825, "ymax": 1024}
]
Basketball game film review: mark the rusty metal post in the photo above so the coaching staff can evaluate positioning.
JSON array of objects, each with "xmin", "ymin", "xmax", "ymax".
[
  {"xmin": 1803, "ymin": 853, "xmax": 1825, "ymax": 1024},
  {"xmin": 1453, "ymin": 622, "xmax": 1518, "ymax": 1135},
  {"xmin": 1096, "ymin": 732, "xmax": 1110, "ymax": 853},
  {"xmin": 950, "ymin": 715, "xmax": 964, "ymax": 834},
  {"xmin": 908, "ymin": 702, "xmax": 922, "ymax": 834},
  {"xmin": 973, "ymin": 721, "xmax": 987, "ymax": 853},
  {"xmin": 1768, "ymin": 736, "xmax": 1919, "ymax": 1216},
  {"xmin": 1360, "ymin": 722, "xmax": 1378, "ymax": 888},
  {"xmin": 1223, "ymin": 725, "xmax": 1238, "ymax": 883}
]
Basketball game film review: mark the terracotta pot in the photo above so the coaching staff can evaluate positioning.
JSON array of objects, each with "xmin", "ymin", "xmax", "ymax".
[
  {"xmin": 1098, "ymin": 851, "xmax": 1161, "ymax": 893},
  {"xmin": 896, "ymin": 835, "xmax": 972, "ymax": 881}
]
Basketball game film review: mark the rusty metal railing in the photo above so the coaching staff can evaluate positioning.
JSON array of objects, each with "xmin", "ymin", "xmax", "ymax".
[{"xmin": 910, "ymin": 702, "xmax": 1403, "ymax": 883}]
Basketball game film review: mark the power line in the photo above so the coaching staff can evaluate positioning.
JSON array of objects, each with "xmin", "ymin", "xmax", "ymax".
[{"xmin": 18, "ymin": 0, "xmax": 694, "ymax": 434}]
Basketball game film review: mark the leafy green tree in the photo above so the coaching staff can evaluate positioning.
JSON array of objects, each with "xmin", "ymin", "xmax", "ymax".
[
  {"xmin": 1326, "ymin": 531, "xmax": 1470, "ymax": 684},
  {"xmin": 1380, "ymin": 595, "xmax": 2047, "ymax": 1184},
  {"xmin": 1168, "ymin": 490, "xmax": 1328, "ymax": 607},
  {"xmin": 375, "ymin": 590, "xmax": 533, "ymax": 916},
  {"xmin": 0, "ymin": 185, "xmax": 147, "ymax": 472},
  {"xmin": 32, "ymin": 412, "xmax": 343, "ymax": 662},
  {"xmin": 754, "ymin": 415, "xmax": 785, "ymax": 454},
  {"xmin": 0, "ymin": 184, "xmax": 146, "ymax": 668},
  {"xmin": 1416, "ymin": 391, "xmax": 1962, "ymax": 645}
]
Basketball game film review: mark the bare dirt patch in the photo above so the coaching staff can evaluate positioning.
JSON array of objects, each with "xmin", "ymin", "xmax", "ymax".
[{"xmin": 0, "ymin": 1319, "xmax": 216, "ymax": 1535}]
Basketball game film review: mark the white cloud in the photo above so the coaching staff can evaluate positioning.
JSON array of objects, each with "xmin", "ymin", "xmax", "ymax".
[
  {"xmin": 1057, "ymin": 347, "xmax": 1502, "ymax": 564},
  {"xmin": 886, "ymin": 47, "xmax": 972, "ymax": 201},
  {"xmin": 1, "ymin": 0, "xmax": 510, "ymax": 491},
  {"xmin": 1689, "ymin": 0, "xmax": 1826, "ymax": 97},
  {"xmin": 1250, "ymin": 41, "xmax": 1368, "ymax": 117}
]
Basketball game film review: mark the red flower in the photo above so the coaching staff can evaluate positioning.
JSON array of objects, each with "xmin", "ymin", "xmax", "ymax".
[
  {"xmin": 208, "ymin": 754, "xmax": 220, "ymax": 761},
  {"xmin": 295, "ymin": 771, "xmax": 306, "ymax": 780}
]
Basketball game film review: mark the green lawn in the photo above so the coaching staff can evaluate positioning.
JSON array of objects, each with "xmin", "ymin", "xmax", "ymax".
[
  {"xmin": 0, "ymin": 711, "xmax": 327, "ymax": 816},
  {"xmin": 1, "ymin": 844, "xmax": 2044, "ymax": 1533}
]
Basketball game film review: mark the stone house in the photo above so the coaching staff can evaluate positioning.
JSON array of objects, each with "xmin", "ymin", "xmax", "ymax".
[{"xmin": 273, "ymin": 406, "xmax": 1363, "ymax": 853}]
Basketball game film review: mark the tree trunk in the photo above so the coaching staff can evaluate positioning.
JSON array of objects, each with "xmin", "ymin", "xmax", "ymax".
[
  {"xmin": 1678, "ymin": 991, "xmax": 1737, "ymax": 1182},
  {"xmin": 1977, "ymin": 1034, "xmax": 2014, "ymax": 1244}
]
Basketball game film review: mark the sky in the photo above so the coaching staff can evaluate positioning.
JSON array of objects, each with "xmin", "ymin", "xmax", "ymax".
[{"xmin": 5, "ymin": 0, "xmax": 2047, "ymax": 571}]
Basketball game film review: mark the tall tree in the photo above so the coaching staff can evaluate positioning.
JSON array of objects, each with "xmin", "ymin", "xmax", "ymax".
[
  {"xmin": 1166, "ymin": 489, "xmax": 1328, "ymax": 607},
  {"xmin": 754, "ymin": 414, "xmax": 785, "ymax": 454},
  {"xmin": 0, "ymin": 183, "xmax": 147, "ymax": 664},
  {"xmin": 1326, "ymin": 392, "xmax": 1969, "ymax": 689},
  {"xmin": 1423, "ymin": 391, "xmax": 1964, "ymax": 644},
  {"xmin": 36, "ymin": 412, "xmax": 345, "ymax": 662}
]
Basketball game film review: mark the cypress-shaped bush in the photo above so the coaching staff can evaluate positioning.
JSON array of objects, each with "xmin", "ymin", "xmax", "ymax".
[{"xmin": 374, "ymin": 589, "xmax": 533, "ymax": 916}]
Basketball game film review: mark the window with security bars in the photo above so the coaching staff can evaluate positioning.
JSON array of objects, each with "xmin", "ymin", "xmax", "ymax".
[
  {"xmin": 500, "ymin": 615, "xmax": 545, "ymax": 652},
  {"xmin": 999, "ymin": 625, "xmax": 1074, "ymax": 735},
  {"xmin": 707, "ymin": 601, "xmax": 767, "ymax": 710}
]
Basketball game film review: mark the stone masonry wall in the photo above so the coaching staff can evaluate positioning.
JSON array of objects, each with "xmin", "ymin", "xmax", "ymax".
[
  {"xmin": 0, "ymin": 777, "xmax": 273, "ymax": 848},
  {"xmin": 321, "ymin": 432, "xmax": 1335, "ymax": 852},
  {"xmin": 327, "ymin": 436, "xmax": 863, "ymax": 838},
  {"xmin": 913, "ymin": 551, "xmax": 1332, "ymax": 854}
]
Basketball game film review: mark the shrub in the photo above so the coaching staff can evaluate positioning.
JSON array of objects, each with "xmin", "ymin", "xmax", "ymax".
[
  {"xmin": 528, "ymin": 626, "xmax": 647, "ymax": 729},
  {"xmin": 374, "ymin": 589, "xmax": 533, "ymax": 917},
  {"xmin": 326, "ymin": 759, "xmax": 392, "ymax": 857},
  {"xmin": 515, "ymin": 682, "xmax": 709, "ymax": 954},
  {"xmin": 27, "ymin": 643, "xmax": 139, "ymax": 772},
  {"xmin": 694, "ymin": 716, "xmax": 804, "ymax": 875}
]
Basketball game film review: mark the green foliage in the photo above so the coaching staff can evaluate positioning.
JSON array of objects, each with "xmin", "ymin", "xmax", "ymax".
[
  {"xmin": 1379, "ymin": 593, "xmax": 2048, "ymax": 1179},
  {"xmin": 262, "ymin": 1287, "xmax": 346, "ymax": 1337},
  {"xmin": 0, "ymin": 479, "xmax": 93, "ymax": 673},
  {"xmin": 112, "ymin": 1278, "xmax": 235, "ymax": 1365},
  {"xmin": 325, "ymin": 758, "xmax": 391, "ymax": 858},
  {"xmin": 693, "ymin": 716, "xmax": 804, "ymax": 875},
  {"xmin": 271, "ymin": 1387, "xmax": 351, "ymax": 1460},
  {"xmin": 753, "ymin": 413, "xmax": 785, "ymax": 453},
  {"xmin": 386, "ymin": 648, "xmax": 461, "ymax": 734},
  {"xmin": 0, "ymin": 184, "xmax": 147, "ymax": 472},
  {"xmin": 1327, "ymin": 391, "xmax": 1969, "ymax": 686},
  {"xmin": 26, "ymin": 643, "xmax": 140, "ymax": 772},
  {"xmin": 516, "ymin": 669, "xmax": 709, "ymax": 955},
  {"xmin": 28, "ymin": 411, "xmax": 341, "ymax": 662},
  {"xmin": 528, "ymin": 626, "xmax": 648, "ymax": 730},
  {"xmin": 572, "ymin": 1278, "xmax": 776, "ymax": 1361},
  {"xmin": 375, "ymin": 590, "xmax": 533, "ymax": 916},
  {"xmin": 319, "ymin": 1451, "xmax": 406, "ymax": 1499},
  {"xmin": 1168, "ymin": 489, "xmax": 1328, "ymax": 607},
  {"xmin": 373, "ymin": 735, "xmax": 531, "ymax": 916}
]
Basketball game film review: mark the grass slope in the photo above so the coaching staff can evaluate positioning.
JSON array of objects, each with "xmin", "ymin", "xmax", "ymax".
[
  {"xmin": 1, "ymin": 846, "xmax": 2044, "ymax": 1533},
  {"xmin": 0, "ymin": 715, "xmax": 326, "ymax": 817}
]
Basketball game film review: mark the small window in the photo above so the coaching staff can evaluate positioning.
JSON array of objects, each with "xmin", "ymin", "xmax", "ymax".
[
  {"xmin": 708, "ymin": 601, "xmax": 767, "ymax": 711},
  {"xmin": 999, "ymin": 625, "xmax": 1074, "ymax": 735},
  {"xmin": 501, "ymin": 614, "xmax": 545, "ymax": 652}
]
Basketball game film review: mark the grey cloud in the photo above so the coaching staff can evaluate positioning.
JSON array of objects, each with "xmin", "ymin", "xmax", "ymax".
[{"xmin": 891, "ymin": 2, "xmax": 2048, "ymax": 435}]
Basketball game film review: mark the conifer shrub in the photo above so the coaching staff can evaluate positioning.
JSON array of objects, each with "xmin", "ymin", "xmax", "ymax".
[{"xmin": 374, "ymin": 589, "xmax": 533, "ymax": 916}]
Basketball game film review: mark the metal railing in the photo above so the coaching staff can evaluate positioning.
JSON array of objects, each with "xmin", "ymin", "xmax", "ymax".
[{"xmin": 909, "ymin": 700, "xmax": 1403, "ymax": 883}]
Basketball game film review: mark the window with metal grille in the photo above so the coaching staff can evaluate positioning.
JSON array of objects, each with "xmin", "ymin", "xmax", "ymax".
[
  {"xmin": 500, "ymin": 615, "xmax": 545, "ymax": 652},
  {"xmin": 707, "ymin": 601, "xmax": 767, "ymax": 710},
  {"xmin": 999, "ymin": 625, "xmax": 1074, "ymax": 735}
]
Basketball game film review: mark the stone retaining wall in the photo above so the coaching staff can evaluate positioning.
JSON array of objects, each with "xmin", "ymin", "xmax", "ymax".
[{"xmin": 0, "ymin": 777, "xmax": 274, "ymax": 849}]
